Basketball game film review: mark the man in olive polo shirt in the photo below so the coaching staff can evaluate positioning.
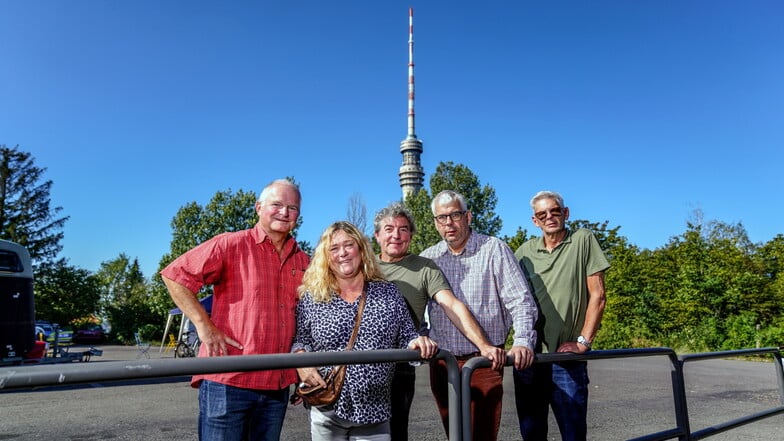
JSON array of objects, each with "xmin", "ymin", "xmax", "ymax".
[{"xmin": 513, "ymin": 190, "xmax": 610, "ymax": 441}]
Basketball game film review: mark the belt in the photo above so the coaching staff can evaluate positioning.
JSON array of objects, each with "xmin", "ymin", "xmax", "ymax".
[{"xmin": 455, "ymin": 352, "xmax": 482, "ymax": 361}]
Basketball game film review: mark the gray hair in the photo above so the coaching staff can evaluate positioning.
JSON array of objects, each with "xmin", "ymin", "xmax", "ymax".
[
  {"xmin": 530, "ymin": 190, "xmax": 564, "ymax": 211},
  {"xmin": 258, "ymin": 179, "xmax": 301, "ymax": 204},
  {"xmin": 373, "ymin": 202, "xmax": 416, "ymax": 234},
  {"xmin": 430, "ymin": 190, "xmax": 468, "ymax": 215}
]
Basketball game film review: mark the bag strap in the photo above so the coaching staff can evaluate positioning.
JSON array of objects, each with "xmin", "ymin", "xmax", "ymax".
[
  {"xmin": 295, "ymin": 287, "xmax": 367, "ymax": 397},
  {"xmin": 344, "ymin": 287, "xmax": 367, "ymax": 351}
]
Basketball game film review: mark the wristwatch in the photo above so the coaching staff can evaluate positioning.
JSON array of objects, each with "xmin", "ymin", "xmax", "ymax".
[{"xmin": 577, "ymin": 335, "xmax": 592, "ymax": 350}]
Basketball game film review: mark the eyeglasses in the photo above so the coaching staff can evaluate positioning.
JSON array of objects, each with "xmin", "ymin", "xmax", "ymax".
[
  {"xmin": 434, "ymin": 211, "xmax": 466, "ymax": 225},
  {"xmin": 534, "ymin": 207, "xmax": 563, "ymax": 221}
]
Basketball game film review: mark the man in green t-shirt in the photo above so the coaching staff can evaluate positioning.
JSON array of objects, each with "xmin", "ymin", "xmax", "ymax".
[
  {"xmin": 373, "ymin": 202, "xmax": 504, "ymax": 441},
  {"xmin": 513, "ymin": 191, "xmax": 610, "ymax": 441}
]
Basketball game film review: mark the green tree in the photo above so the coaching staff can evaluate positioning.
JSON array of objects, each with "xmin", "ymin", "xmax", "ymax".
[
  {"xmin": 149, "ymin": 189, "xmax": 259, "ymax": 319},
  {"xmin": 0, "ymin": 145, "xmax": 68, "ymax": 265},
  {"xmin": 404, "ymin": 162, "xmax": 501, "ymax": 254},
  {"xmin": 501, "ymin": 226, "xmax": 530, "ymax": 251},
  {"xmin": 756, "ymin": 234, "xmax": 784, "ymax": 322},
  {"xmin": 404, "ymin": 188, "xmax": 439, "ymax": 255},
  {"xmin": 34, "ymin": 260, "xmax": 101, "ymax": 326},
  {"xmin": 635, "ymin": 216, "xmax": 777, "ymax": 352},
  {"xmin": 100, "ymin": 255, "xmax": 156, "ymax": 343}
]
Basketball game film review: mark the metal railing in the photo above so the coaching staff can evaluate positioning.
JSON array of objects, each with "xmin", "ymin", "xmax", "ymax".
[
  {"xmin": 0, "ymin": 348, "xmax": 463, "ymax": 441},
  {"xmin": 2, "ymin": 346, "xmax": 782, "ymax": 440},
  {"xmin": 679, "ymin": 348, "xmax": 784, "ymax": 441},
  {"xmin": 461, "ymin": 347, "xmax": 784, "ymax": 441}
]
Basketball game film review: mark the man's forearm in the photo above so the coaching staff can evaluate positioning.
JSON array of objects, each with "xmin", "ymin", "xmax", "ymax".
[
  {"xmin": 581, "ymin": 272, "xmax": 607, "ymax": 342},
  {"xmin": 442, "ymin": 297, "xmax": 493, "ymax": 349},
  {"xmin": 162, "ymin": 276, "xmax": 211, "ymax": 330}
]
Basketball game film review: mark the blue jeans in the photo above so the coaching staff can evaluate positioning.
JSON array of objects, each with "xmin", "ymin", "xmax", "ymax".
[
  {"xmin": 198, "ymin": 380, "xmax": 289, "ymax": 441},
  {"xmin": 513, "ymin": 361, "xmax": 589, "ymax": 441}
]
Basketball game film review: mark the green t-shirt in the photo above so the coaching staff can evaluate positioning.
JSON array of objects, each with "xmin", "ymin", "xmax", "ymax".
[
  {"xmin": 378, "ymin": 254, "xmax": 452, "ymax": 329},
  {"xmin": 515, "ymin": 228, "xmax": 610, "ymax": 353}
]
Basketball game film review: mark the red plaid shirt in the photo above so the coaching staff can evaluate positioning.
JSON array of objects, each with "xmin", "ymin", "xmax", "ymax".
[{"xmin": 161, "ymin": 223, "xmax": 309, "ymax": 390}]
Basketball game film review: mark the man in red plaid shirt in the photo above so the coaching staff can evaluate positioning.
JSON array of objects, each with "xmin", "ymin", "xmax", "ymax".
[{"xmin": 162, "ymin": 179, "xmax": 310, "ymax": 441}]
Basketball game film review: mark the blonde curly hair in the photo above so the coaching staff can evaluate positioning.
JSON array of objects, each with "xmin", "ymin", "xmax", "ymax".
[{"xmin": 298, "ymin": 221, "xmax": 386, "ymax": 303}]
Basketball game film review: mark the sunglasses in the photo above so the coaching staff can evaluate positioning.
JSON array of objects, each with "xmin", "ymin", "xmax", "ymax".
[{"xmin": 534, "ymin": 207, "xmax": 563, "ymax": 221}]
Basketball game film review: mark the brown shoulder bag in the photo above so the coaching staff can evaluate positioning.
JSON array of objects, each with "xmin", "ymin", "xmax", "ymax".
[{"xmin": 295, "ymin": 291, "xmax": 366, "ymax": 407}]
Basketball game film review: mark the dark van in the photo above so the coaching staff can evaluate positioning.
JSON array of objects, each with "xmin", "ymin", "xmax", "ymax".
[{"xmin": 0, "ymin": 240, "xmax": 34, "ymax": 363}]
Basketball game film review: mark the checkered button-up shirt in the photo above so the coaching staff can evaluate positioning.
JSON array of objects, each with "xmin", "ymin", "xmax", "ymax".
[{"xmin": 421, "ymin": 230, "xmax": 537, "ymax": 355}]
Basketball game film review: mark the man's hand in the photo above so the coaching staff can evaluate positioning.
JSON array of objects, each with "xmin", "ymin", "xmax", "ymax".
[
  {"xmin": 479, "ymin": 344, "xmax": 506, "ymax": 371},
  {"xmin": 197, "ymin": 323, "xmax": 243, "ymax": 356},
  {"xmin": 556, "ymin": 341, "xmax": 588, "ymax": 354},
  {"xmin": 507, "ymin": 345, "xmax": 535, "ymax": 370}
]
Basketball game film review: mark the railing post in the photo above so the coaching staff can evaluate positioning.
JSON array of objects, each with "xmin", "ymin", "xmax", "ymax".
[
  {"xmin": 774, "ymin": 349, "xmax": 784, "ymax": 405},
  {"xmin": 459, "ymin": 356, "xmax": 498, "ymax": 441},
  {"xmin": 668, "ymin": 353, "xmax": 691, "ymax": 441},
  {"xmin": 439, "ymin": 351, "xmax": 462, "ymax": 441}
]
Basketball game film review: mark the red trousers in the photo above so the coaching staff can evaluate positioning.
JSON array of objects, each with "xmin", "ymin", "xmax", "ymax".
[{"xmin": 429, "ymin": 357, "xmax": 504, "ymax": 441}]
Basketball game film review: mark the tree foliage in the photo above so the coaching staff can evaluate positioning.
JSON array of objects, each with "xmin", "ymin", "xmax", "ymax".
[
  {"xmin": 0, "ymin": 145, "xmax": 68, "ymax": 265},
  {"xmin": 147, "ymin": 188, "xmax": 260, "ymax": 324},
  {"xmin": 99, "ymin": 254, "xmax": 157, "ymax": 343},
  {"xmin": 34, "ymin": 260, "xmax": 101, "ymax": 326},
  {"xmin": 597, "ymin": 216, "xmax": 784, "ymax": 351}
]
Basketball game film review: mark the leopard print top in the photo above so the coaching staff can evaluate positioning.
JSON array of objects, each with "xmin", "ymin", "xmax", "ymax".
[{"xmin": 293, "ymin": 280, "xmax": 419, "ymax": 424}]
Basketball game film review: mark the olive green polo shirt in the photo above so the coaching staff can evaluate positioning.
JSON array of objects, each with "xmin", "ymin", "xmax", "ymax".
[
  {"xmin": 515, "ymin": 228, "xmax": 610, "ymax": 353},
  {"xmin": 377, "ymin": 254, "xmax": 452, "ymax": 330}
]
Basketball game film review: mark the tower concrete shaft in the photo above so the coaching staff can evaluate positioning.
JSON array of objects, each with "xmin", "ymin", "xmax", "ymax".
[{"xmin": 399, "ymin": 7, "xmax": 425, "ymax": 199}]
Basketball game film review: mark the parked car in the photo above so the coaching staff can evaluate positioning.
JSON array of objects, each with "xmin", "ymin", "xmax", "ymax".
[
  {"xmin": 51, "ymin": 327, "xmax": 73, "ymax": 345},
  {"xmin": 74, "ymin": 324, "xmax": 105, "ymax": 343},
  {"xmin": 34, "ymin": 321, "xmax": 55, "ymax": 341},
  {"xmin": 35, "ymin": 321, "xmax": 73, "ymax": 345}
]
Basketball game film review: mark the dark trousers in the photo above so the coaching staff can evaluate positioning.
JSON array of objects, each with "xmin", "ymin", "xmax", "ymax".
[
  {"xmin": 429, "ymin": 357, "xmax": 504, "ymax": 441},
  {"xmin": 390, "ymin": 363, "xmax": 417, "ymax": 441},
  {"xmin": 513, "ymin": 361, "xmax": 589, "ymax": 441}
]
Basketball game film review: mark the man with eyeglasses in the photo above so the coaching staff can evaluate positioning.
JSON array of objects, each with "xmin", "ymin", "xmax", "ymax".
[
  {"xmin": 513, "ymin": 190, "xmax": 610, "ymax": 441},
  {"xmin": 420, "ymin": 190, "xmax": 538, "ymax": 441},
  {"xmin": 161, "ymin": 179, "xmax": 309, "ymax": 441},
  {"xmin": 373, "ymin": 202, "xmax": 505, "ymax": 441}
]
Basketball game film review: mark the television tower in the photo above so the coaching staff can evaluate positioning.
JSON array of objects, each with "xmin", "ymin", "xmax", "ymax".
[{"xmin": 398, "ymin": 7, "xmax": 425, "ymax": 198}]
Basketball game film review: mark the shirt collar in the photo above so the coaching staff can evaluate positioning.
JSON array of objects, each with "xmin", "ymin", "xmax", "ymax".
[
  {"xmin": 253, "ymin": 223, "xmax": 298, "ymax": 255},
  {"xmin": 535, "ymin": 229, "xmax": 572, "ymax": 252},
  {"xmin": 437, "ymin": 229, "xmax": 477, "ymax": 256}
]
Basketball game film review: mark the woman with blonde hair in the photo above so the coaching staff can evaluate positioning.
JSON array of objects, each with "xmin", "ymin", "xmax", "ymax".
[{"xmin": 292, "ymin": 221, "xmax": 437, "ymax": 441}]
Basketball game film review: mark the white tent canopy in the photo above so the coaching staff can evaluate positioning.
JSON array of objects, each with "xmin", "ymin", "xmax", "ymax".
[{"xmin": 159, "ymin": 295, "xmax": 212, "ymax": 353}]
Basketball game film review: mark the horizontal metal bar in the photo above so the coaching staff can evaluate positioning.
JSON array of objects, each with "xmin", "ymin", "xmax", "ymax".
[
  {"xmin": 0, "ymin": 348, "xmax": 427, "ymax": 390},
  {"xmin": 679, "ymin": 347, "xmax": 780, "ymax": 363},
  {"xmin": 689, "ymin": 406, "xmax": 784, "ymax": 441},
  {"xmin": 626, "ymin": 427, "xmax": 686, "ymax": 441}
]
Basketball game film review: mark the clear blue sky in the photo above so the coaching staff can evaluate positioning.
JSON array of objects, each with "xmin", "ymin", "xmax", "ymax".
[{"xmin": 2, "ymin": 1, "xmax": 782, "ymax": 278}]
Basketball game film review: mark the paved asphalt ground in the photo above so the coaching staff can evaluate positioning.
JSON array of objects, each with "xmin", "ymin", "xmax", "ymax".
[{"xmin": 1, "ymin": 344, "xmax": 782, "ymax": 440}]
